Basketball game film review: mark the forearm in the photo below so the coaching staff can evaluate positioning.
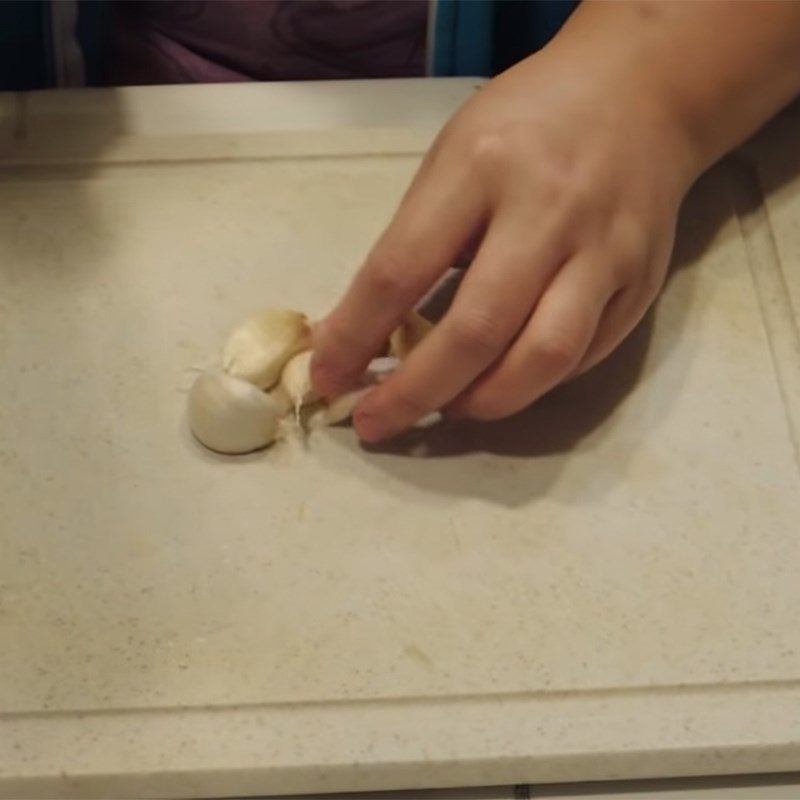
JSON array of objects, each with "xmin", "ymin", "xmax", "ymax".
[{"xmin": 550, "ymin": 0, "xmax": 800, "ymax": 178}]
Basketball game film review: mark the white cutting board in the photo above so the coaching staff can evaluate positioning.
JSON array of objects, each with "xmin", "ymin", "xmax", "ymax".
[{"xmin": 0, "ymin": 81, "xmax": 799, "ymax": 799}]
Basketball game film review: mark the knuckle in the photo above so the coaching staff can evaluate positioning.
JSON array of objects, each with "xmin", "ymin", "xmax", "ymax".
[
  {"xmin": 470, "ymin": 132, "xmax": 507, "ymax": 171},
  {"xmin": 529, "ymin": 329, "xmax": 582, "ymax": 374},
  {"xmin": 537, "ymin": 152, "xmax": 584, "ymax": 210},
  {"xmin": 610, "ymin": 217, "xmax": 651, "ymax": 276},
  {"xmin": 469, "ymin": 128, "xmax": 522, "ymax": 174},
  {"xmin": 448, "ymin": 310, "xmax": 508, "ymax": 354}
]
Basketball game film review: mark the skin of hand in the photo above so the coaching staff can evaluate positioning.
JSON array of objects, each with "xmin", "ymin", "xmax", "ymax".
[{"xmin": 312, "ymin": 0, "xmax": 800, "ymax": 443}]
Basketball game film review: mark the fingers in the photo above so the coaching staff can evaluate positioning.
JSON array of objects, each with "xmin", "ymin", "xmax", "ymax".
[
  {"xmin": 448, "ymin": 254, "xmax": 620, "ymax": 420},
  {"xmin": 351, "ymin": 215, "xmax": 570, "ymax": 442},
  {"xmin": 311, "ymin": 161, "xmax": 485, "ymax": 398},
  {"xmin": 571, "ymin": 280, "xmax": 657, "ymax": 377}
]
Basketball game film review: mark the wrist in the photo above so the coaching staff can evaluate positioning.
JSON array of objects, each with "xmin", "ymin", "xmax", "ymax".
[
  {"xmin": 548, "ymin": 0, "xmax": 800, "ymax": 183},
  {"xmin": 534, "ymin": 29, "xmax": 708, "ymax": 195}
]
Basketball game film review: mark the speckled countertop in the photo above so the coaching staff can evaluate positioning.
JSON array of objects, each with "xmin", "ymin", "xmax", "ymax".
[{"xmin": 0, "ymin": 82, "xmax": 798, "ymax": 800}]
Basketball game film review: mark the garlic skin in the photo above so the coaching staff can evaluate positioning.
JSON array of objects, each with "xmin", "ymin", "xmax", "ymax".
[
  {"xmin": 222, "ymin": 308, "xmax": 309, "ymax": 389},
  {"xmin": 306, "ymin": 358, "xmax": 398, "ymax": 429},
  {"xmin": 365, "ymin": 356, "xmax": 399, "ymax": 383},
  {"xmin": 188, "ymin": 371, "xmax": 282, "ymax": 454},
  {"xmin": 280, "ymin": 350, "xmax": 317, "ymax": 415},
  {"xmin": 389, "ymin": 310, "xmax": 434, "ymax": 360},
  {"xmin": 308, "ymin": 389, "xmax": 367, "ymax": 429}
]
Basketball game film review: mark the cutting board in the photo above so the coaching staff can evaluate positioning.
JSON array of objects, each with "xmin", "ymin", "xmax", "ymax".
[{"xmin": 1, "ymin": 81, "xmax": 799, "ymax": 799}]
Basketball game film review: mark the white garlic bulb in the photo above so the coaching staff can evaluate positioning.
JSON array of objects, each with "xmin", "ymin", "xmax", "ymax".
[
  {"xmin": 188, "ymin": 371, "xmax": 283, "ymax": 454},
  {"xmin": 221, "ymin": 308, "xmax": 309, "ymax": 389},
  {"xmin": 280, "ymin": 350, "xmax": 317, "ymax": 415}
]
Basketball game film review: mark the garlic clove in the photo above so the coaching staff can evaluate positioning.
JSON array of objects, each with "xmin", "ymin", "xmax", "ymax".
[
  {"xmin": 308, "ymin": 388, "xmax": 368, "ymax": 429},
  {"xmin": 188, "ymin": 371, "xmax": 282, "ymax": 454},
  {"xmin": 305, "ymin": 357, "xmax": 398, "ymax": 430},
  {"xmin": 280, "ymin": 350, "xmax": 317, "ymax": 416},
  {"xmin": 221, "ymin": 308, "xmax": 309, "ymax": 389},
  {"xmin": 389, "ymin": 310, "xmax": 434, "ymax": 360},
  {"xmin": 267, "ymin": 383, "xmax": 293, "ymax": 419}
]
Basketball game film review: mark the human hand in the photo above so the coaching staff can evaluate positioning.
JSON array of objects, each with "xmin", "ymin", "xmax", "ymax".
[{"xmin": 311, "ymin": 35, "xmax": 702, "ymax": 442}]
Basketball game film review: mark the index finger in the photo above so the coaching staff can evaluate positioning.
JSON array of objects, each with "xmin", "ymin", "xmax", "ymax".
[{"xmin": 311, "ymin": 165, "xmax": 484, "ymax": 397}]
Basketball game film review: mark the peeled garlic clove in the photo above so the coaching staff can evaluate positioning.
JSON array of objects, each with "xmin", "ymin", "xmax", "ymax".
[
  {"xmin": 308, "ymin": 389, "xmax": 367, "ymax": 429},
  {"xmin": 280, "ymin": 350, "xmax": 317, "ymax": 415},
  {"xmin": 389, "ymin": 310, "xmax": 434, "ymax": 360},
  {"xmin": 222, "ymin": 308, "xmax": 309, "ymax": 389},
  {"xmin": 188, "ymin": 371, "xmax": 282, "ymax": 454}
]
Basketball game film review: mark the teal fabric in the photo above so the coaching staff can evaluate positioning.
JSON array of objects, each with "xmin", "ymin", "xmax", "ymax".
[
  {"xmin": 492, "ymin": 0, "xmax": 580, "ymax": 73},
  {"xmin": 432, "ymin": 0, "xmax": 495, "ymax": 78},
  {"xmin": 432, "ymin": 0, "xmax": 579, "ymax": 77}
]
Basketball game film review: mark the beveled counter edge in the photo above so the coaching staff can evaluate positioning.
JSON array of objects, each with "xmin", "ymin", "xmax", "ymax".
[{"xmin": 2, "ymin": 684, "xmax": 799, "ymax": 798}]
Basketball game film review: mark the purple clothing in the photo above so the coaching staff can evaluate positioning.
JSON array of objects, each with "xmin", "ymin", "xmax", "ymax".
[{"xmin": 106, "ymin": 1, "xmax": 429, "ymax": 85}]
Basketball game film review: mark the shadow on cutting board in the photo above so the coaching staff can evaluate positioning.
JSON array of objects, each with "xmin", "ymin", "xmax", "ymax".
[
  {"xmin": 325, "ymin": 143, "xmax": 798, "ymax": 506},
  {"xmin": 367, "ymin": 169, "xmax": 730, "ymax": 461}
]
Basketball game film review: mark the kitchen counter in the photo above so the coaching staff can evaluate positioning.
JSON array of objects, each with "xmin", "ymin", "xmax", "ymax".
[{"xmin": 0, "ymin": 80, "xmax": 798, "ymax": 799}]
